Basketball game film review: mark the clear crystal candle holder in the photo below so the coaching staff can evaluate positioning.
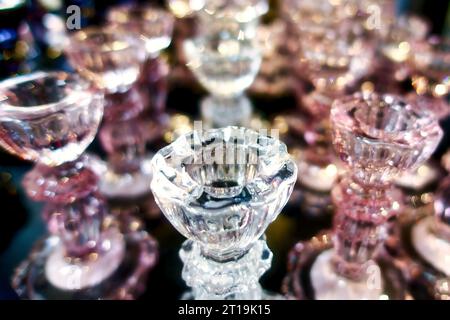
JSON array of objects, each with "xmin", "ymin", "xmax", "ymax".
[
  {"xmin": 0, "ymin": 72, "xmax": 157, "ymax": 299},
  {"xmin": 151, "ymin": 127, "xmax": 297, "ymax": 299},
  {"xmin": 67, "ymin": 27, "xmax": 154, "ymax": 199},
  {"xmin": 184, "ymin": 31, "xmax": 262, "ymax": 128},
  {"xmin": 283, "ymin": 92, "xmax": 442, "ymax": 300}
]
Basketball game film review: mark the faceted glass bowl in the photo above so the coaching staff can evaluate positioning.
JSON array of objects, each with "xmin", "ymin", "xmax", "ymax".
[
  {"xmin": 283, "ymin": 0, "xmax": 353, "ymax": 29},
  {"xmin": 331, "ymin": 93, "xmax": 443, "ymax": 185},
  {"xmin": 0, "ymin": 71, "xmax": 103, "ymax": 167},
  {"xmin": 184, "ymin": 34, "xmax": 261, "ymax": 97},
  {"xmin": 66, "ymin": 27, "xmax": 144, "ymax": 93},
  {"xmin": 298, "ymin": 27, "xmax": 373, "ymax": 92},
  {"xmin": 107, "ymin": 5, "xmax": 174, "ymax": 57},
  {"xmin": 202, "ymin": 0, "xmax": 268, "ymax": 23},
  {"xmin": 151, "ymin": 127, "xmax": 297, "ymax": 260}
]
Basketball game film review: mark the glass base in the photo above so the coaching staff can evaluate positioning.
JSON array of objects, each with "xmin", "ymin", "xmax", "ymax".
[
  {"xmin": 412, "ymin": 217, "xmax": 450, "ymax": 277},
  {"xmin": 311, "ymin": 249, "xmax": 383, "ymax": 300},
  {"xmin": 386, "ymin": 215, "xmax": 450, "ymax": 300},
  {"xmin": 12, "ymin": 228, "xmax": 158, "ymax": 300},
  {"xmin": 87, "ymin": 154, "xmax": 153, "ymax": 199},
  {"xmin": 180, "ymin": 290, "xmax": 285, "ymax": 300},
  {"xmin": 201, "ymin": 95, "xmax": 252, "ymax": 128},
  {"xmin": 282, "ymin": 232, "xmax": 409, "ymax": 300},
  {"xmin": 179, "ymin": 239, "xmax": 274, "ymax": 300},
  {"xmin": 45, "ymin": 230, "xmax": 126, "ymax": 290}
]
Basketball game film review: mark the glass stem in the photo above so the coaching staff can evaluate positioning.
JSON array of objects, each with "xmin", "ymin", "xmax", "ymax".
[
  {"xmin": 139, "ymin": 57, "xmax": 168, "ymax": 115},
  {"xmin": 331, "ymin": 176, "xmax": 394, "ymax": 281},
  {"xmin": 44, "ymin": 192, "xmax": 109, "ymax": 259},
  {"xmin": 101, "ymin": 88, "xmax": 147, "ymax": 175},
  {"xmin": 27, "ymin": 159, "xmax": 111, "ymax": 260},
  {"xmin": 202, "ymin": 94, "xmax": 252, "ymax": 128},
  {"xmin": 104, "ymin": 121, "xmax": 146, "ymax": 175}
]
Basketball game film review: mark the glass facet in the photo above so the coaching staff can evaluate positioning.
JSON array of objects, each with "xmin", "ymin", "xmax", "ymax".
[{"xmin": 0, "ymin": 72, "xmax": 102, "ymax": 166}]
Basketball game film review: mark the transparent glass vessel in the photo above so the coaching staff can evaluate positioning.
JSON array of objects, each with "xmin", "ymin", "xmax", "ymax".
[
  {"xmin": 0, "ymin": 72, "xmax": 157, "ymax": 299},
  {"xmin": 151, "ymin": 127, "xmax": 297, "ymax": 299},
  {"xmin": 184, "ymin": 30, "xmax": 262, "ymax": 128},
  {"xmin": 251, "ymin": 20, "xmax": 291, "ymax": 97},
  {"xmin": 293, "ymin": 20, "xmax": 374, "ymax": 193},
  {"xmin": 107, "ymin": 4, "xmax": 174, "ymax": 115},
  {"xmin": 199, "ymin": 0, "xmax": 268, "ymax": 39},
  {"xmin": 67, "ymin": 27, "xmax": 154, "ymax": 199},
  {"xmin": 283, "ymin": 93, "xmax": 442, "ymax": 300},
  {"xmin": 393, "ymin": 37, "xmax": 449, "ymax": 207},
  {"xmin": 183, "ymin": 0, "xmax": 266, "ymax": 129}
]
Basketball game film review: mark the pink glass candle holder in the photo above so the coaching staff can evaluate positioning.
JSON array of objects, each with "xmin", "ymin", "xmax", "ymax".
[
  {"xmin": 392, "ymin": 37, "xmax": 449, "ymax": 209},
  {"xmin": 250, "ymin": 20, "xmax": 292, "ymax": 97},
  {"xmin": 107, "ymin": 5, "xmax": 174, "ymax": 115},
  {"xmin": 0, "ymin": 72, "xmax": 157, "ymax": 299},
  {"xmin": 283, "ymin": 92, "xmax": 442, "ymax": 300},
  {"xmin": 292, "ymin": 23, "xmax": 374, "ymax": 192},
  {"xmin": 65, "ymin": 27, "xmax": 143, "ymax": 94},
  {"xmin": 271, "ymin": 115, "xmax": 341, "ymax": 217},
  {"xmin": 67, "ymin": 27, "xmax": 154, "ymax": 199}
]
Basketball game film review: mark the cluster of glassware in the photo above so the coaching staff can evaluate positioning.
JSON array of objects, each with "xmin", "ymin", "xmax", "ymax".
[
  {"xmin": 278, "ymin": 0, "xmax": 449, "ymax": 301},
  {"xmin": 0, "ymin": 0, "xmax": 448, "ymax": 301}
]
